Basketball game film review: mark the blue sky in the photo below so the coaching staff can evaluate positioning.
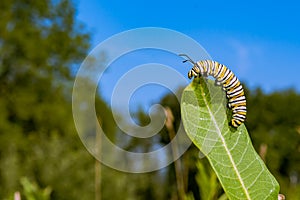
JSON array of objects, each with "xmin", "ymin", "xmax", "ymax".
[{"xmin": 75, "ymin": 0, "xmax": 300, "ymax": 110}]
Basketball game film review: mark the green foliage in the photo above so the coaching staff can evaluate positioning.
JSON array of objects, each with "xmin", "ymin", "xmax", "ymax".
[
  {"xmin": 5, "ymin": 177, "xmax": 51, "ymax": 200},
  {"xmin": 181, "ymin": 77, "xmax": 279, "ymax": 199},
  {"xmin": 20, "ymin": 177, "xmax": 51, "ymax": 200},
  {"xmin": 0, "ymin": 0, "xmax": 95, "ymax": 199},
  {"xmin": 195, "ymin": 160, "xmax": 224, "ymax": 200}
]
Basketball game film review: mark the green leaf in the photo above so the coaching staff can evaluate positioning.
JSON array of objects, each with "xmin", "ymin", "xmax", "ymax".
[{"xmin": 181, "ymin": 77, "xmax": 280, "ymax": 200}]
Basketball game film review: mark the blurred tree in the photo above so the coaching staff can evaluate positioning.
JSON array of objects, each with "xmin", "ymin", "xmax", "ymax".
[
  {"xmin": 0, "ymin": 0, "xmax": 99, "ymax": 199},
  {"xmin": 246, "ymin": 88, "xmax": 300, "ymax": 199}
]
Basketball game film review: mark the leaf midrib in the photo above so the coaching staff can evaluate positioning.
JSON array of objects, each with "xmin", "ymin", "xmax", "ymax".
[{"xmin": 199, "ymin": 83, "xmax": 251, "ymax": 199}]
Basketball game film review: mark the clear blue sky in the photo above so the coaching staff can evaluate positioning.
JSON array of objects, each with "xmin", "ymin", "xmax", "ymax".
[{"xmin": 75, "ymin": 0, "xmax": 300, "ymax": 110}]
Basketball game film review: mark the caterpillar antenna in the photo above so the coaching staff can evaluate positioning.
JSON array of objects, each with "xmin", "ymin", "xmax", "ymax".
[{"xmin": 178, "ymin": 54, "xmax": 196, "ymax": 65}]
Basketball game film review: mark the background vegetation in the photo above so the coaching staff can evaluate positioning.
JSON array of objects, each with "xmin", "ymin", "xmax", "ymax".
[{"xmin": 0, "ymin": 0, "xmax": 299, "ymax": 199}]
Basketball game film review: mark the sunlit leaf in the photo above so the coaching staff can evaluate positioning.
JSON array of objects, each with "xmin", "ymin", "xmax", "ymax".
[{"xmin": 181, "ymin": 77, "xmax": 279, "ymax": 200}]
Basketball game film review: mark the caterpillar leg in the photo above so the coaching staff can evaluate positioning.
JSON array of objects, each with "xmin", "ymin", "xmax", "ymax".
[
  {"xmin": 231, "ymin": 113, "xmax": 245, "ymax": 128},
  {"xmin": 214, "ymin": 80, "xmax": 222, "ymax": 86},
  {"xmin": 231, "ymin": 119, "xmax": 241, "ymax": 128},
  {"xmin": 227, "ymin": 102, "xmax": 232, "ymax": 108},
  {"xmin": 188, "ymin": 70, "xmax": 197, "ymax": 79}
]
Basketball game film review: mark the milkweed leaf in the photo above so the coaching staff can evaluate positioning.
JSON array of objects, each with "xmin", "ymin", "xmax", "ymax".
[{"xmin": 181, "ymin": 77, "xmax": 279, "ymax": 200}]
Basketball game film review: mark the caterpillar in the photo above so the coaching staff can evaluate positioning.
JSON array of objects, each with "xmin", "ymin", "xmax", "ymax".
[{"xmin": 179, "ymin": 54, "xmax": 246, "ymax": 128}]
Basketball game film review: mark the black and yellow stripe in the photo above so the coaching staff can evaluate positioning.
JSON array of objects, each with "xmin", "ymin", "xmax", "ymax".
[{"xmin": 180, "ymin": 54, "xmax": 246, "ymax": 128}]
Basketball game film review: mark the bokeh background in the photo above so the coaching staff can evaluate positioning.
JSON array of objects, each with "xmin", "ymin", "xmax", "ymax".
[{"xmin": 1, "ymin": 0, "xmax": 300, "ymax": 199}]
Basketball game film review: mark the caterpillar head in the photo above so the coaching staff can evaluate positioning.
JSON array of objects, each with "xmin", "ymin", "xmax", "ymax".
[
  {"xmin": 188, "ymin": 70, "xmax": 193, "ymax": 79},
  {"xmin": 188, "ymin": 66, "xmax": 200, "ymax": 79}
]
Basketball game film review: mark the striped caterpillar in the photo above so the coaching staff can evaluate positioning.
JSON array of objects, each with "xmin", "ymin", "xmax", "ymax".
[{"xmin": 179, "ymin": 54, "xmax": 246, "ymax": 128}]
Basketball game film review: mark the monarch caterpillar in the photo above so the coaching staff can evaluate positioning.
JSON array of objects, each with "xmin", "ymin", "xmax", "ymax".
[{"xmin": 179, "ymin": 54, "xmax": 246, "ymax": 128}]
